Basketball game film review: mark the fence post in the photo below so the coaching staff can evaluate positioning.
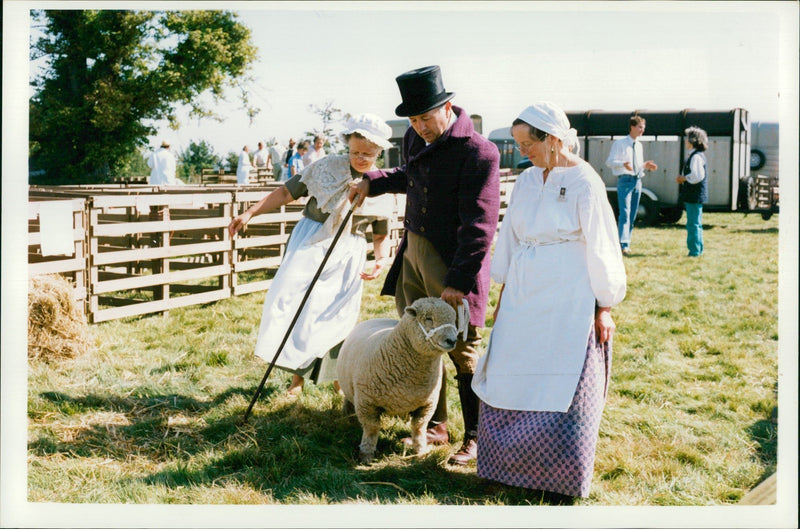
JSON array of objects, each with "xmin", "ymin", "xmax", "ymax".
[{"xmin": 88, "ymin": 204, "xmax": 100, "ymax": 323}]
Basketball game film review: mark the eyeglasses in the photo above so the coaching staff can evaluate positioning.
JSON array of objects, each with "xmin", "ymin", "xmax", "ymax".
[
  {"xmin": 514, "ymin": 142, "xmax": 536, "ymax": 153},
  {"xmin": 350, "ymin": 151, "xmax": 381, "ymax": 161}
]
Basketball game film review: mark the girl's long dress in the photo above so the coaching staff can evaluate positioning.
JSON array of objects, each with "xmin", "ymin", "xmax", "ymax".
[{"xmin": 252, "ymin": 215, "xmax": 366, "ymax": 378}]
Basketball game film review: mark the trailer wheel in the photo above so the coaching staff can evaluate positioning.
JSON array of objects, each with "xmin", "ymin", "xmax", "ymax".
[
  {"xmin": 750, "ymin": 149, "xmax": 766, "ymax": 171},
  {"xmin": 659, "ymin": 206, "xmax": 683, "ymax": 224},
  {"xmin": 637, "ymin": 195, "xmax": 660, "ymax": 226},
  {"xmin": 738, "ymin": 176, "xmax": 758, "ymax": 211}
]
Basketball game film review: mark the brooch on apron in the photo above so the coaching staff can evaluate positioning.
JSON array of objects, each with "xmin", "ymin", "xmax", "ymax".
[{"xmin": 558, "ymin": 187, "xmax": 567, "ymax": 202}]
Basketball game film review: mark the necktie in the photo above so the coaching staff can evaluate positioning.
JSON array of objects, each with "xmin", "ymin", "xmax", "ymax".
[{"xmin": 632, "ymin": 141, "xmax": 639, "ymax": 176}]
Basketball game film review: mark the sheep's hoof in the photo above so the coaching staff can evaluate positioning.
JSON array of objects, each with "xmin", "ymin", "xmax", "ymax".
[
  {"xmin": 358, "ymin": 450, "xmax": 375, "ymax": 464},
  {"xmin": 415, "ymin": 444, "xmax": 431, "ymax": 456}
]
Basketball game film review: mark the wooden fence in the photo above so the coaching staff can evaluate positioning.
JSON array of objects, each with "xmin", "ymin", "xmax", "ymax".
[
  {"xmin": 28, "ymin": 185, "xmax": 403, "ymax": 323},
  {"xmin": 29, "ymin": 174, "xmax": 514, "ymax": 323}
]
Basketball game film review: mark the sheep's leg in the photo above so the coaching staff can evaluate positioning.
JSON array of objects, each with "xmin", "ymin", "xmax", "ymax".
[
  {"xmin": 409, "ymin": 405, "xmax": 435, "ymax": 455},
  {"xmin": 356, "ymin": 405, "xmax": 382, "ymax": 463},
  {"xmin": 342, "ymin": 399, "xmax": 355, "ymax": 416}
]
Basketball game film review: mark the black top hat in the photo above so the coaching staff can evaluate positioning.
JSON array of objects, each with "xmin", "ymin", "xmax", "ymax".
[{"xmin": 394, "ymin": 65, "xmax": 455, "ymax": 117}]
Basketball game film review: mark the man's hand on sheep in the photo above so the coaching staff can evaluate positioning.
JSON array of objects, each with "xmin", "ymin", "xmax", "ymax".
[{"xmin": 440, "ymin": 287, "xmax": 465, "ymax": 309}]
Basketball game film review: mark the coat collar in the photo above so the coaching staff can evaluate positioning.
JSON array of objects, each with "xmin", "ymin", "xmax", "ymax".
[{"xmin": 407, "ymin": 105, "xmax": 473, "ymax": 160}]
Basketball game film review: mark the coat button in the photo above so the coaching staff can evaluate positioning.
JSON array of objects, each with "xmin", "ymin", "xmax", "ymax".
[
  {"xmin": 409, "ymin": 181, "xmax": 415, "ymax": 188},
  {"xmin": 423, "ymin": 187, "xmax": 428, "ymax": 193},
  {"xmin": 421, "ymin": 207, "xmax": 427, "ymax": 214},
  {"xmin": 420, "ymin": 226, "xmax": 426, "ymax": 233}
]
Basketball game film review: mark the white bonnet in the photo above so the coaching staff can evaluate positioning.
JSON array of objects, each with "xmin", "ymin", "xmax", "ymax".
[
  {"xmin": 517, "ymin": 101, "xmax": 580, "ymax": 154},
  {"xmin": 339, "ymin": 113, "xmax": 393, "ymax": 150}
]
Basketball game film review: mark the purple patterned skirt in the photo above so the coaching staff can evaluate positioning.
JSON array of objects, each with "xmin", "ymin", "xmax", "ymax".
[{"xmin": 476, "ymin": 327, "xmax": 611, "ymax": 498}]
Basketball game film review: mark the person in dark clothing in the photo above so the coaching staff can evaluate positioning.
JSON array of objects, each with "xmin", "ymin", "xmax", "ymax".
[
  {"xmin": 676, "ymin": 126, "xmax": 709, "ymax": 257},
  {"xmin": 349, "ymin": 65, "xmax": 500, "ymax": 465}
]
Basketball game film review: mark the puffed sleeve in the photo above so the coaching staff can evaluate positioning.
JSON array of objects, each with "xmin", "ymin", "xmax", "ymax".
[
  {"xmin": 490, "ymin": 177, "xmax": 522, "ymax": 285},
  {"xmin": 578, "ymin": 170, "xmax": 627, "ymax": 307}
]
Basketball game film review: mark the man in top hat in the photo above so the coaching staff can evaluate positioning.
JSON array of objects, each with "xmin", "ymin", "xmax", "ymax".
[
  {"xmin": 349, "ymin": 65, "xmax": 500, "ymax": 466},
  {"xmin": 147, "ymin": 140, "xmax": 178, "ymax": 185}
]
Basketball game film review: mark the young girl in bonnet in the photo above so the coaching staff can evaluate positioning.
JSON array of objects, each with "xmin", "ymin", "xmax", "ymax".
[
  {"xmin": 228, "ymin": 113, "xmax": 394, "ymax": 396},
  {"xmin": 471, "ymin": 101, "xmax": 626, "ymax": 503}
]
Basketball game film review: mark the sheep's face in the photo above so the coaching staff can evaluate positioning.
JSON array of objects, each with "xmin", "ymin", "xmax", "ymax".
[{"xmin": 404, "ymin": 298, "xmax": 458, "ymax": 354}]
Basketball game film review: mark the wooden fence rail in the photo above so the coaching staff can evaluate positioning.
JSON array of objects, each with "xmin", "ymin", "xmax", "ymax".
[{"xmin": 28, "ymin": 184, "xmax": 409, "ymax": 323}]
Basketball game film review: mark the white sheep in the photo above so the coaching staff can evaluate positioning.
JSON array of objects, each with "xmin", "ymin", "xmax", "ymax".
[{"xmin": 336, "ymin": 297, "xmax": 461, "ymax": 463}]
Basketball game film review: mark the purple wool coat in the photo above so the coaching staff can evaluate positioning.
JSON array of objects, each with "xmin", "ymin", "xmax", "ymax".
[{"xmin": 365, "ymin": 106, "xmax": 501, "ymax": 327}]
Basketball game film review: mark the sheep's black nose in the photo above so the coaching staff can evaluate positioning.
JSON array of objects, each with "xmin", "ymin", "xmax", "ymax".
[{"xmin": 444, "ymin": 338, "xmax": 456, "ymax": 348}]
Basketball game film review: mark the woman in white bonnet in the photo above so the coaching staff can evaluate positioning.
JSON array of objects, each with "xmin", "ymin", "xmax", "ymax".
[
  {"xmin": 228, "ymin": 113, "xmax": 394, "ymax": 396},
  {"xmin": 471, "ymin": 101, "xmax": 627, "ymax": 503}
]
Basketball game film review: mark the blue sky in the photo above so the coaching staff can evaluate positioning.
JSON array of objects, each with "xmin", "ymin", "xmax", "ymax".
[{"xmin": 23, "ymin": 1, "xmax": 791, "ymax": 156}]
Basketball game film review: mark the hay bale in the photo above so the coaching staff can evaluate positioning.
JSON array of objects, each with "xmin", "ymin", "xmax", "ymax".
[{"xmin": 28, "ymin": 274, "xmax": 91, "ymax": 362}]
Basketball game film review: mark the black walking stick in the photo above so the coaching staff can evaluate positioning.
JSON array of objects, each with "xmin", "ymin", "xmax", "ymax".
[{"xmin": 241, "ymin": 199, "xmax": 358, "ymax": 424}]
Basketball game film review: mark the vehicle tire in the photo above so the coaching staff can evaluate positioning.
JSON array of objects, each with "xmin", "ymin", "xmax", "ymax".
[
  {"xmin": 636, "ymin": 195, "xmax": 660, "ymax": 226},
  {"xmin": 761, "ymin": 211, "xmax": 773, "ymax": 221},
  {"xmin": 750, "ymin": 149, "xmax": 766, "ymax": 171},
  {"xmin": 659, "ymin": 206, "xmax": 683, "ymax": 224},
  {"xmin": 738, "ymin": 176, "xmax": 758, "ymax": 211}
]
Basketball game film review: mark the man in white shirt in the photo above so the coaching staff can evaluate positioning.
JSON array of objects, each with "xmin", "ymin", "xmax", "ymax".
[
  {"xmin": 605, "ymin": 116, "xmax": 657, "ymax": 255},
  {"xmin": 253, "ymin": 141, "xmax": 270, "ymax": 170},
  {"xmin": 147, "ymin": 140, "xmax": 178, "ymax": 185},
  {"xmin": 236, "ymin": 145, "xmax": 253, "ymax": 185},
  {"xmin": 267, "ymin": 142, "xmax": 286, "ymax": 181}
]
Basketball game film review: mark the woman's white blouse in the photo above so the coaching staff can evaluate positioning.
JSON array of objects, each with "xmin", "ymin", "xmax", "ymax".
[{"xmin": 472, "ymin": 162, "xmax": 626, "ymax": 412}]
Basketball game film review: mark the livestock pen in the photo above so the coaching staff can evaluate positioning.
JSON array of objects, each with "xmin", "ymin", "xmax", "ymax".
[{"xmin": 28, "ymin": 183, "xmax": 407, "ymax": 323}]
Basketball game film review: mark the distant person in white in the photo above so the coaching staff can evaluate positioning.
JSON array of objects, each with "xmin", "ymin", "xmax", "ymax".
[
  {"xmin": 605, "ymin": 116, "xmax": 658, "ymax": 255},
  {"xmin": 303, "ymin": 135, "xmax": 327, "ymax": 166},
  {"xmin": 253, "ymin": 141, "xmax": 270, "ymax": 170},
  {"xmin": 268, "ymin": 142, "xmax": 287, "ymax": 182},
  {"xmin": 147, "ymin": 140, "xmax": 178, "ymax": 185},
  {"xmin": 237, "ymin": 145, "xmax": 253, "ymax": 184}
]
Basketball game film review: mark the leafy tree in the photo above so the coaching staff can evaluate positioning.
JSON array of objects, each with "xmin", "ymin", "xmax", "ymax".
[
  {"xmin": 224, "ymin": 151, "xmax": 240, "ymax": 173},
  {"xmin": 178, "ymin": 139, "xmax": 221, "ymax": 181},
  {"xmin": 116, "ymin": 148, "xmax": 152, "ymax": 179},
  {"xmin": 29, "ymin": 9, "xmax": 258, "ymax": 184}
]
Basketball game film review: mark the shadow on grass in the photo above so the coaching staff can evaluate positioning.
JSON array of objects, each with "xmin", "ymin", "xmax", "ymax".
[
  {"xmin": 30, "ymin": 387, "xmax": 563, "ymax": 505},
  {"xmin": 29, "ymin": 385, "xmax": 279, "ymax": 460},
  {"xmin": 648, "ymin": 223, "xmax": 716, "ymax": 231},
  {"xmin": 746, "ymin": 409, "xmax": 778, "ymax": 485},
  {"xmin": 731, "ymin": 227, "xmax": 778, "ymax": 234}
]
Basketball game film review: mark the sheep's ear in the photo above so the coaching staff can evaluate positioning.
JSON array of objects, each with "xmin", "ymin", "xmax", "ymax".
[{"xmin": 404, "ymin": 305, "xmax": 417, "ymax": 318}]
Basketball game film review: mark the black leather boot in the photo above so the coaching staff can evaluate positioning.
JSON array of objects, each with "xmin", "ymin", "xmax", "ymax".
[
  {"xmin": 456, "ymin": 373, "xmax": 479, "ymax": 439},
  {"xmin": 448, "ymin": 373, "xmax": 480, "ymax": 465}
]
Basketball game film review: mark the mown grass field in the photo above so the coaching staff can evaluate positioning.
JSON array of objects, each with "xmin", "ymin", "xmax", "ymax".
[{"xmin": 27, "ymin": 212, "xmax": 779, "ymax": 506}]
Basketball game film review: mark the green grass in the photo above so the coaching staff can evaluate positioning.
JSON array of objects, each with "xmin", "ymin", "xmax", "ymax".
[{"xmin": 27, "ymin": 212, "xmax": 779, "ymax": 505}]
